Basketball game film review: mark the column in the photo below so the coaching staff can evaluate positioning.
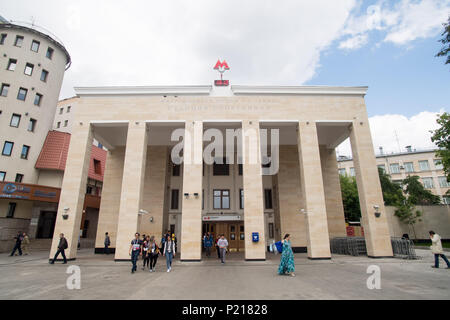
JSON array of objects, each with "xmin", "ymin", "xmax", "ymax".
[
  {"xmin": 114, "ymin": 122, "xmax": 148, "ymax": 260},
  {"xmin": 349, "ymin": 120, "xmax": 393, "ymax": 257},
  {"xmin": 242, "ymin": 120, "xmax": 266, "ymax": 260},
  {"xmin": 320, "ymin": 146, "xmax": 347, "ymax": 238},
  {"xmin": 180, "ymin": 121, "xmax": 203, "ymax": 261},
  {"xmin": 49, "ymin": 122, "xmax": 93, "ymax": 260},
  {"xmin": 297, "ymin": 121, "xmax": 331, "ymax": 259}
]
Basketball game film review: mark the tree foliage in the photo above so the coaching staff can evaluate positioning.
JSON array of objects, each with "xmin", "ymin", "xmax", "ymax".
[
  {"xmin": 378, "ymin": 167, "xmax": 405, "ymax": 206},
  {"xmin": 431, "ymin": 112, "xmax": 450, "ymax": 182},
  {"xmin": 402, "ymin": 175, "xmax": 441, "ymax": 205},
  {"xmin": 394, "ymin": 199, "xmax": 422, "ymax": 239},
  {"xmin": 436, "ymin": 16, "xmax": 450, "ymax": 65},
  {"xmin": 339, "ymin": 174, "xmax": 361, "ymax": 222}
]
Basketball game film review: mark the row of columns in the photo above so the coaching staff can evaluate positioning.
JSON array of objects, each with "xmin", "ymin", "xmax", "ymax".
[{"xmin": 50, "ymin": 119, "xmax": 393, "ymax": 261}]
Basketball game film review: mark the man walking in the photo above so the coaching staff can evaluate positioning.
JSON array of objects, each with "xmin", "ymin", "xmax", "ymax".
[
  {"xmin": 50, "ymin": 233, "xmax": 68, "ymax": 264},
  {"xmin": 10, "ymin": 231, "xmax": 24, "ymax": 256},
  {"xmin": 204, "ymin": 232, "xmax": 213, "ymax": 258},
  {"xmin": 129, "ymin": 233, "xmax": 142, "ymax": 274},
  {"xmin": 430, "ymin": 231, "xmax": 450, "ymax": 269},
  {"xmin": 22, "ymin": 232, "xmax": 30, "ymax": 255},
  {"xmin": 104, "ymin": 232, "xmax": 111, "ymax": 255},
  {"xmin": 217, "ymin": 234, "xmax": 229, "ymax": 264}
]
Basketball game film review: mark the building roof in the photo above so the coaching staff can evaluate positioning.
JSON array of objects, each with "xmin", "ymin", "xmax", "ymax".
[
  {"xmin": 35, "ymin": 131, "xmax": 107, "ymax": 181},
  {"xmin": 338, "ymin": 148, "xmax": 440, "ymax": 162}
]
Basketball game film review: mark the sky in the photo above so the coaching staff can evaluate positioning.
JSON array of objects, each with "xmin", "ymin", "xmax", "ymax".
[{"xmin": 1, "ymin": 0, "xmax": 449, "ymax": 156}]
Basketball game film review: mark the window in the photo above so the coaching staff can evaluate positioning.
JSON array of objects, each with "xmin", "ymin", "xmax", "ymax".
[
  {"xmin": 0, "ymin": 34, "xmax": 6, "ymax": 45},
  {"xmin": 59, "ymin": 107, "xmax": 63, "ymax": 114},
  {"xmin": 56, "ymin": 121, "xmax": 61, "ymax": 128},
  {"xmin": 238, "ymin": 164, "xmax": 243, "ymax": 176},
  {"xmin": 7, "ymin": 203, "xmax": 16, "ymax": 218},
  {"xmin": 422, "ymin": 177, "xmax": 434, "ymax": 189},
  {"xmin": 7, "ymin": 59, "xmax": 17, "ymax": 71},
  {"xmin": 438, "ymin": 176, "xmax": 450, "ymax": 188},
  {"xmin": 0, "ymin": 171, "xmax": 5, "ymax": 181},
  {"xmin": 338, "ymin": 168, "xmax": 347, "ymax": 176},
  {"xmin": 28, "ymin": 118, "xmax": 37, "ymax": 132},
  {"xmin": 269, "ymin": 223, "xmax": 274, "ymax": 239},
  {"xmin": 213, "ymin": 158, "xmax": 229, "ymax": 176},
  {"xmin": 213, "ymin": 189, "xmax": 230, "ymax": 209},
  {"xmin": 14, "ymin": 35, "xmax": 24, "ymax": 47},
  {"xmin": 24, "ymin": 63, "xmax": 34, "ymax": 76},
  {"xmin": 86, "ymin": 185, "xmax": 93, "ymax": 194},
  {"xmin": 434, "ymin": 159, "xmax": 443, "ymax": 170},
  {"xmin": 67, "ymin": 106, "xmax": 71, "ymax": 113},
  {"xmin": 10, "ymin": 114, "xmax": 21, "ymax": 127},
  {"xmin": 239, "ymin": 189, "xmax": 244, "ymax": 209},
  {"xmin": 34, "ymin": 93, "xmax": 42, "ymax": 106},
  {"xmin": 172, "ymin": 164, "xmax": 180, "ymax": 176},
  {"xmin": 46, "ymin": 47, "xmax": 54, "ymax": 59},
  {"xmin": 419, "ymin": 160, "xmax": 430, "ymax": 171},
  {"xmin": 15, "ymin": 174, "xmax": 23, "ymax": 183},
  {"xmin": 40, "ymin": 70, "xmax": 49, "ymax": 82},
  {"xmin": 390, "ymin": 163, "xmax": 400, "ymax": 174},
  {"xmin": 404, "ymin": 162, "xmax": 414, "ymax": 173},
  {"xmin": 392, "ymin": 180, "xmax": 403, "ymax": 185},
  {"xmin": 1, "ymin": 83, "xmax": 9, "ymax": 97},
  {"xmin": 350, "ymin": 167, "xmax": 356, "ymax": 176},
  {"xmin": 17, "ymin": 87, "xmax": 27, "ymax": 101},
  {"xmin": 264, "ymin": 189, "xmax": 273, "ymax": 209},
  {"xmin": 171, "ymin": 189, "xmax": 179, "ymax": 210},
  {"xmin": 377, "ymin": 165, "xmax": 385, "ymax": 173},
  {"xmin": 443, "ymin": 196, "xmax": 450, "ymax": 205},
  {"xmin": 21, "ymin": 145, "xmax": 30, "ymax": 159},
  {"xmin": 64, "ymin": 120, "xmax": 68, "ymax": 127},
  {"xmin": 2, "ymin": 141, "xmax": 14, "ymax": 156},
  {"xmin": 93, "ymin": 159, "xmax": 102, "ymax": 174},
  {"xmin": 31, "ymin": 40, "xmax": 40, "ymax": 52}
]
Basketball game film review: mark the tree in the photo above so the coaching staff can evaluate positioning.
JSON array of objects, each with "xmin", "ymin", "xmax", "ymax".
[
  {"xmin": 402, "ymin": 175, "xmax": 441, "ymax": 205},
  {"xmin": 436, "ymin": 16, "xmax": 450, "ymax": 65},
  {"xmin": 394, "ymin": 199, "xmax": 422, "ymax": 240},
  {"xmin": 339, "ymin": 174, "xmax": 361, "ymax": 222},
  {"xmin": 378, "ymin": 167, "xmax": 405, "ymax": 206},
  {"xmin": 431, "ymin": 112, "xmax": 450, "ymax": 182}
]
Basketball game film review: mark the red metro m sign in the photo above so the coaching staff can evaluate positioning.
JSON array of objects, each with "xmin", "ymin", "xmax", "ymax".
[{"xmin": 214, "ymin": 59, "xmax": 230, "ymax": 86}]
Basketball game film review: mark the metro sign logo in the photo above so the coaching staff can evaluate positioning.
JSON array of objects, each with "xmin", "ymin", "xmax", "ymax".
[{"xmin": 214, "ymin": 59, "xmax": 230, "ymax": 86}]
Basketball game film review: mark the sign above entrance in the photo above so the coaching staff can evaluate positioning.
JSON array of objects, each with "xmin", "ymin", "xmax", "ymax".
[
  {"xmin": 213, "ymin": 59, "xmax": 230, "ymax": 87},
  {"xmin": 203, "ymin": 215, "xmax": 241, "ymax": 221}
]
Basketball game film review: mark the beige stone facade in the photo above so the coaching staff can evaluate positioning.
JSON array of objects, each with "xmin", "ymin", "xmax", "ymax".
[{"xmin": 50, "ymin": 85, "xmax": 394, "ymax": 261}]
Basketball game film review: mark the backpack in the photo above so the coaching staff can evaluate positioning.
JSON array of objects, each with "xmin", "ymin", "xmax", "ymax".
[{"xmin": 274, "ymin": 241, "xmax": 283, "ymax": 253}]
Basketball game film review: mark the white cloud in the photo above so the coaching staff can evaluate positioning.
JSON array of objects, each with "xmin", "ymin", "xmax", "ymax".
[
  {"xmin": 336, "ymin": 109, "xmax": 445, "ymax": 157},
  {"xmin": 339, "ymin": 34, "xmax": 368, "ymax": 50}
]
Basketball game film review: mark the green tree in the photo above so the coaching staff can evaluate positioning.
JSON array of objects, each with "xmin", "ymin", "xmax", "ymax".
[
  {"xmin": 339, "ymin": 174, "xmax": 361, "ymax": 222},
  {"xmin": 394, "ymin": 199, "xmax": 422, "ymax": 240},
  {"xmin": 378, "ymin": 167, "xmax": 405, "ymax": 206},
  {"xmin": 402, "ymin": 175, "xmax": 441, "ymax": 205},
  {"xmin": 436, "ymin": 16, "xmax": 450, "ymax": 65},
  {"xmin": 431, "ymin": 112, "xmax": 450, "ymax": 183}
]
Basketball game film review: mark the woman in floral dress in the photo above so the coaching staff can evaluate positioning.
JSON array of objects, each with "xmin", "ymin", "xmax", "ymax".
[{"xmin": 278, "ymin": 234, "xmax": 295, "ymax": 277}]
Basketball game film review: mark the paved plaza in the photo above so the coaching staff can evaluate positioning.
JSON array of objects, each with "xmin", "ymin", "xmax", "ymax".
[{"xmin": 0, "ymin": 248, "xmax": 449, "ymax": 300}]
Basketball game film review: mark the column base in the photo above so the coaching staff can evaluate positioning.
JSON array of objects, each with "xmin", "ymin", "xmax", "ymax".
[
  {"xmin": 367, "ymin": 255, "xmax": 394, "ymax": 259},
  {"xmin": 245, "ymin": 259, "xmax": 266, "ymax": 261},
  {"xmin": 180, "ymin": 259, "xmax": 202, "ymax": 262},
  {"xmin": 307, "ymin": 257, "xmax": 332, "ymax": 260},
  {"xmin": 114, "ymin": 259, "xmax": 131, "ymax": 262},
  {"xmin": 95, "ymin": 247, "xmax": 116, "ymax": 254}
]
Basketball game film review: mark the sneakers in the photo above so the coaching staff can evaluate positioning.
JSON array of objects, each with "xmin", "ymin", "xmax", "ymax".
[
  {"xmin": 167, "ymin": 269, "xmax": 170, "ymax": 273},
  {"xmin": 149, "ymin": 269, "xmax": 153, "ymax": 272}
]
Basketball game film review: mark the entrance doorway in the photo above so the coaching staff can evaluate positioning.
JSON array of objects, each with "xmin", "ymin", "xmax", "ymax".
[
  {"xmin": 203, "ymin": 221, "xmax": 245, "ymax": 252},
  {"xmin": 37, "ymin": 211, "xmax": 56, "ymax": 239}
]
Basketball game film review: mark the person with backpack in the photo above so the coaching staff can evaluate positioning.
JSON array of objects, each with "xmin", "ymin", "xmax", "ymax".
[
  {"xmin": 204, "ymin": 232, "xmax": 213, "ymax": 258},
  {"xmin": 129, "ymin": 232, "xmax": 142, "ymax": 274},
  {"xmin": 10, "ymin": 231, "xmax": 24, "ymax": 257},
  {"xmin": 163, "ymin": 234, "xmax": 176, "ymax": 272},
  {"xmin": 142, "ymin": 235, "xmax": 151, "ymax": 270},
  {"xmin": 277, "ymin": 234, "xmax": 295, "ymax": 277},
  {"xmin": 49, "ymin": 233, "xmax": 68, "ymax": 264},
  {"xmin": 104, "ymin": 232, "xmax": 111, "ymax": 255},
  {"xmin": 149, "ymin": 236, "xmax": 160, "ymax": 272}
]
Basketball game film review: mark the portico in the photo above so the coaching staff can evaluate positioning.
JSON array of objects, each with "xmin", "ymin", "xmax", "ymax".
[{"xmin": 49, "ymin": 85, "xmax": 393, "ymax": 262}]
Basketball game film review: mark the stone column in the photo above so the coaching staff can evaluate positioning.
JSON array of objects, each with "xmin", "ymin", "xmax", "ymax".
[
  {"xmin": 349, "ymin": 120, "xmax": 393, "ymax": 257},
  {"xmin": 242, "ymin": 120, "xmax": 266, "ymax": 260},
  {"xmin": 297, "ymin": 121, "xmax": 331, "ymax": 259},
  {"xmin": 114, "ymin": 122, "xmax": 148, "ymax": 260},
  {"xmin": 94, "ymin": 147, "xmax": 125, "ymax": 252},
  {"xmin": 320, "ymin": 146, "xmax": 347, "ymax": 238},
  {"xmin": 49, "ymin": 122, "xmax": 93, "ymax": 260},
  {"xmin": 180, "ymin": 121, "xmax": 203, "ymax": 261}
]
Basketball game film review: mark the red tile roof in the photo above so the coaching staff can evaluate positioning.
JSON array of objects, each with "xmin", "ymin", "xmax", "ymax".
[{"xmin": 35, "ymin": 131, "xmax": 107, "ymax": 181}]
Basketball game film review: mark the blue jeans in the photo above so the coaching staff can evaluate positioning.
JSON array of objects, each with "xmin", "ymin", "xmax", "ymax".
[
  {"xmin": 131, "ymin": 250, "xmax": 140, "ymax": 272},
  {"xmin": 165, "ymin": 252, "xmax": 173, "ymax": 270},
  {"xmin": 434, "ymin": 254, "xmax": 450, "ymax": 268}
]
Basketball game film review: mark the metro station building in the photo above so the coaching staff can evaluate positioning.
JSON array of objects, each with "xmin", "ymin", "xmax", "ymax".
[{"xmin": 50, "ymin": 84, "xmax": 394, "ymax": 261}]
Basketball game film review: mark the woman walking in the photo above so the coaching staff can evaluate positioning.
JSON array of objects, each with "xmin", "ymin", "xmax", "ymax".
[
  {"xmin": 278, "ymin": 234, "xmax": 296, "ymax": 277},
  {"xmin": 142, "ymin": 236, "xmax": 150, "ymax": 270},
  {"xmin": 149, "ymin": 236, "xmax": 160, "ymax": 272},
  {"xmin": 163, "ymin": 234, "xmax": 176, "ymax": 272}
]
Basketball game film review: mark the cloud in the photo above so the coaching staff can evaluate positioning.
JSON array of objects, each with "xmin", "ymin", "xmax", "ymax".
[
  {"xmin": 339, "ymin": 34, "xmax": 368, "ymax": 50},
  {"xmin": 336, "ymin": 109, "xmax": 445, "ymax": 157}
]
